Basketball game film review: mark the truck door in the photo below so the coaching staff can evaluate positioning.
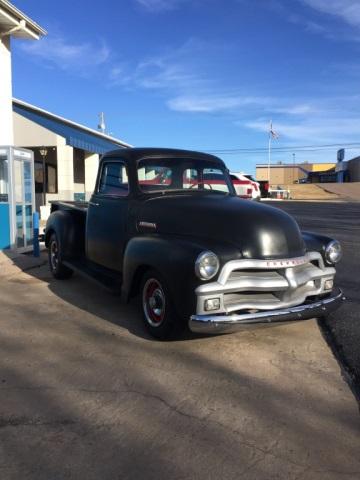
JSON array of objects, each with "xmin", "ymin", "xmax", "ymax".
[{"xmin": 86, "ymin": 159, "xmax": 129, "ymax": 271}]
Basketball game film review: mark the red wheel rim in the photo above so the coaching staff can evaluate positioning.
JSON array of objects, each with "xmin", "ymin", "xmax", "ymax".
[{"xmin": 143, "ymin": 278, "xmax": 166, "ymax": 327}]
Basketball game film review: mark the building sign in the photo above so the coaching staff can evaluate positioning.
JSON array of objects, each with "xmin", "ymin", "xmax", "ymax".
[{"xmin": 337, "ymin": 149, "xmax": 345, "ymax": 162}]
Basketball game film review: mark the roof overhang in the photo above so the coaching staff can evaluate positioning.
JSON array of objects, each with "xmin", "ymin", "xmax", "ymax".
[
  {"xmin": 0, "ymin": 0, "xmax": 46, "ymax": 40},
  {"xmin": 13, "ymin": 98, "xmax": 132, "ymax": 154}
]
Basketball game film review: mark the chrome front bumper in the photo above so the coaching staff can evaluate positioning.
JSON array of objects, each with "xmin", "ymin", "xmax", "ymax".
[{"xmin": 189, "ymin": 288, "xmax": 345, "ymax": 334}]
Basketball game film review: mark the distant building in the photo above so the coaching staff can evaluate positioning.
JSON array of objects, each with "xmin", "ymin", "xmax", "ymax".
[
  {"xmin": 13, "ymin": 98, "xmax": 131, "ymax": 210},
  {"xmin": 256, "ymin": 162, "xmax": 336, "ymax": 186},
  {"xmin": 337, "ymin": 156, "xmax": 360, "ymax": 182}
]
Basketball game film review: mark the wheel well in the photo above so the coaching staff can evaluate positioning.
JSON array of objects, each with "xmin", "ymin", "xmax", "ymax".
[{"xmin": 129, "ymin": 265, "xmax": 152, "ymax": 299}]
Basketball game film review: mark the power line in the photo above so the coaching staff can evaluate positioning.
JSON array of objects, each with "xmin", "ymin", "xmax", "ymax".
[
  {"xmin": 215, "ymin": 147, "xmax": 360, "ymax": 156},
  {"xmin": 203, "ymin": 142, "xmax": 360, "ymax": 154}
]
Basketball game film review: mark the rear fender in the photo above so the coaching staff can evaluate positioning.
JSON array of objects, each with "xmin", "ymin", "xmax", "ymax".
[{"xmin": 45, "ymin": 210, "xmax": 85, "ymax": 258}]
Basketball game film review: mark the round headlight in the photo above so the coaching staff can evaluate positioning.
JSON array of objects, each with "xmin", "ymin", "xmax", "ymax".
[
  {"xmin": 195, "ymin": 251, "xmax": 220, "ymax": 280},
  {"xmin": 325, "ymin": 240, "xmax": 342, "ymax": 265}
]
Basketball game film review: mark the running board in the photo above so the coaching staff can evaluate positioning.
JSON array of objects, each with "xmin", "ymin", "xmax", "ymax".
[{"xmin": 63, "ymin": 259, "xmax": 122, "ymax": 294}]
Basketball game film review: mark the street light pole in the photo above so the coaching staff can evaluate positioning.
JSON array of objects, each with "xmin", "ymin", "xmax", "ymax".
[{"xmin": 39, "ymin": 146, "xmax": 47, "ymax": 207}]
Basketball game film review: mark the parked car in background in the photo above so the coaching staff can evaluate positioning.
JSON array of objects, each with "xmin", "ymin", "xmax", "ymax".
[
  {"xmin": 230, "ymin": 172, "xmax": 260, "ymax": 200},
  {"xmin": 230, "ymin": 173, "xmax": 253, "ymax": 199},
  {"xmin": 242, "ymin": 174, "xmax": 261, "ymax": 201},
  {"xmin": 45, "ymin": 147, "xmax": 344, "ymax": 340}
]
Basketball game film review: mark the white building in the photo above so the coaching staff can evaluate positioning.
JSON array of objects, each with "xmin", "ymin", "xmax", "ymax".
[
  {"xmin": 0, "ymin": 0, "xmax": 46, "ymax": 145},
  {"xmin": 13, "ymin": 98, "xmax": 131, "ymax": 210}
]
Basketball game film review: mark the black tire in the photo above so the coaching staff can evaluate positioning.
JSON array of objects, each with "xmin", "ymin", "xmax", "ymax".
[
  {"xmin": 140, "ymin": 270, "xmax": 185, "ymax": 340},
  {"xmin": 48, "ymin": 233, "xmax": 73, "ymax": 280}
]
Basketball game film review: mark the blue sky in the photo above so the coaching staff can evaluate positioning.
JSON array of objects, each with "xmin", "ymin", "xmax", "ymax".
[{"xmin": 11, "ymin": 0, "xmax": 360, "ymax": 173}]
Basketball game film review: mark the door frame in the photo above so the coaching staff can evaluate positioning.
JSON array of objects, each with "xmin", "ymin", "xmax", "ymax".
[{"xmin": 8, "ymin": 148, "xmax": 36, "ymax": 253}]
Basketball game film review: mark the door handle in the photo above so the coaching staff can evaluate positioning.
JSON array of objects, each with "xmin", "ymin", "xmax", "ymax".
[{"xmin": 89, "ymin": 201, "xmax": 100, "ymax": 206}]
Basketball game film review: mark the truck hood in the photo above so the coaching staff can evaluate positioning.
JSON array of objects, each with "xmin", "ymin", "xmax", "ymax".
[{"xmin": 138, "ymin": 194, "xmax": 305, "ymax": 259}]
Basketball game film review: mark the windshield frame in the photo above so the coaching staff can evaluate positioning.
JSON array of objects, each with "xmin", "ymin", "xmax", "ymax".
[{"xmin": 136, "ymin": 156, "xmax": 236, "ymax": 196}]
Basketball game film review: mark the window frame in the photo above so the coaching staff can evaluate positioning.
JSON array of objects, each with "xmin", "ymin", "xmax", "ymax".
[{"xmin": 97, "ymin": 160, "xmax": 130, "ymax": 198}]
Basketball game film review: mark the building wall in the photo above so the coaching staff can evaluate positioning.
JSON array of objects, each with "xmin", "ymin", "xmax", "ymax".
[
  {"xmin": 85, "ymin": 153, "xmax": 99, "ymax": 200},
  {"xmin": 256, "ymin": 166, "xmax": 306, "ymax": 186},
  {"xmin": 56, "ymin": 138, "xmax": 74, "ymax": 201},
  {"xmin": 348, "ymin": 157, "xmax": 360, "ymax": 182},
  {"xmin": 256, "ymin": 163, "xmax": 336, "ymax": 186},
  {"xmin": 14, "ymin": 113, "xmax": 102, "ymax": 204},
  {"xmin": 0, "ymin": 36, "xmax": 14, "ymax": 145},
  {"xmin": 13, "ymin": 111, "xmax": 58, "ymax": 146}
]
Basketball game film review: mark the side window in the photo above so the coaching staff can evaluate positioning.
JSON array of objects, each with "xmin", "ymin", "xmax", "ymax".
[{"xmin": 98, "ymin": 162, "xmax": 129, "ymax": 197}]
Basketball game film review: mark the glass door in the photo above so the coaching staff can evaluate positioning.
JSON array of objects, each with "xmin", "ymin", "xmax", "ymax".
[{"xmin": 14, "ymin": 158, "xmax": 34, "ymax": 251}]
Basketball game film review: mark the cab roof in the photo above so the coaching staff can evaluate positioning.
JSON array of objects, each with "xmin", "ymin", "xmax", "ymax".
[{"xmin": 103, "ymin": 147, "xmax": 226, "ymax": 166}]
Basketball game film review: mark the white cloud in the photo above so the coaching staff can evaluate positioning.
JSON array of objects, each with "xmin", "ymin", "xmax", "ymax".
[
  {"xmin": 270, "ymin": 104, "xmax": 315, "ymax": 115},
  {"xmin": 20, "ymin": 35, "xmax": 110, "ymax": 71},
  {"xmin": 135, "ymin": 57, "xmax": 199, "ymax": 89},
  {"xmin": 288, "ymin": 14, "xmax": 327, "ymax": 34},
  {"xmin": 108, "ymin": 38, "xmax": 212, "ymax": 90},
  {"xmin": 167, "ymin": 94, "xmax": 273, "ymax": 112},
  {"xmin": 245, "ymin": 116, "xmax": 360, "ymax": 143},
  {"xmin": 300, "ymin": 0, "xmax": 360, "ymax": 28}
]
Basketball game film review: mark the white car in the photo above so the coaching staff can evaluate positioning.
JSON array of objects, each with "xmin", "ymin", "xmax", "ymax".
[
  {"xmin": 242, "ymin": 174, "xmax": 261, "ymax": 201},
  {"xmin": 230, "ymin": 172, "xmax": 261, "ymax": 200}
]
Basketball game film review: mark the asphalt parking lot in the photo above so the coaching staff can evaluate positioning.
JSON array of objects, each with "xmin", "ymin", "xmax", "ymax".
[
  {"xmin": 0, "ymin": 201, "xmax": 360, "ymax": 479},
  {"xmin": 273, "ymin": 201, "xmax": 360, "ymax": 400}
]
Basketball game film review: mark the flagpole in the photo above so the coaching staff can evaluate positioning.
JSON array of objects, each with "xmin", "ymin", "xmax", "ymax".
[{"xmin": 268, "ymin": 120, "xmax": 272, "ymax": 188}]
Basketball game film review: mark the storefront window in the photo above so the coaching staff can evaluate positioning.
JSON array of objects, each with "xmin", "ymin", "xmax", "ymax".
[
  {"xmin": 34, "ymin": 161, "xmax": 58, "ymax": 193},
  {"xmin": 47, "ymin": 165, "xmax": 57, "ymax": 193}
]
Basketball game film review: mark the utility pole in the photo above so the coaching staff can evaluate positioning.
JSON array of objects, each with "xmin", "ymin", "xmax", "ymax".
[
  {"xmin": 268, "ymin": 121, "xmax": 279, "ymax": 188},
  {"xmin": 292, "ymin": 153, "xmax": 296, "ymax": 184}
]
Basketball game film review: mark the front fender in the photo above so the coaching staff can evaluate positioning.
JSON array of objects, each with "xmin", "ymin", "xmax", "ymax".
[
  {"xmin": 302, "ymin": 231, "xmax": 336, "ymax": 260},
  {"xmin": 122, "ymin": 235, "xmax": 240, "ymax": 319}
]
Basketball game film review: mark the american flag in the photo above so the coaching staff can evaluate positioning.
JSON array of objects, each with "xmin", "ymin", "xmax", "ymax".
[{"xmin": 269, "ymin": 121, "xmax": 279, "ymax": 139}]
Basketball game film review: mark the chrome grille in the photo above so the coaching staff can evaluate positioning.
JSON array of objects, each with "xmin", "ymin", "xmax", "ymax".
[{"xmin": 195, "ymin": 252, "xmax": 336, "ymax": 315}]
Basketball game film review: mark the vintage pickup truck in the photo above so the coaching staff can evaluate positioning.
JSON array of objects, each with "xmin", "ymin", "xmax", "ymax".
[{"xmin": 45, "ymin": 148, "xmax": 344, "ymax": 339}]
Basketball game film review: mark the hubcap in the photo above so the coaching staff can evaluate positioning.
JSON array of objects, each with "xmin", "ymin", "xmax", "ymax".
[
  {"xmin": 50, "ymin": 240, "xmax": 59, "ymax": 270},
  {"xmin": 143, "ymin": 278, "xmax": 166, "ymax": 327}
]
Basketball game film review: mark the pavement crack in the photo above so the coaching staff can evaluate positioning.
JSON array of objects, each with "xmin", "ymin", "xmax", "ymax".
[
  {"xmin": 1, "ymin": 386, "xmax": 359, "ymax": 476},
  {"xmin": 0, "ymin": 415, "xmax": 76, "ymax": 428}
]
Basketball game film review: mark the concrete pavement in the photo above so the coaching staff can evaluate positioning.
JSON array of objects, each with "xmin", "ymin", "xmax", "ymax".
[
  {"xmin": 274, "ymin": 201, "xmax": 360, "ymax": 403},
  {"xmin": 0, "ymin": 254, "xmax": 359, "ymax": 479}
]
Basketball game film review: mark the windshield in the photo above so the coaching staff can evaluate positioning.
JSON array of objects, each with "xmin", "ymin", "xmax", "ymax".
[{"xmin": 137, "ymin": 158, "xmax": 234, "ymax": 195}]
